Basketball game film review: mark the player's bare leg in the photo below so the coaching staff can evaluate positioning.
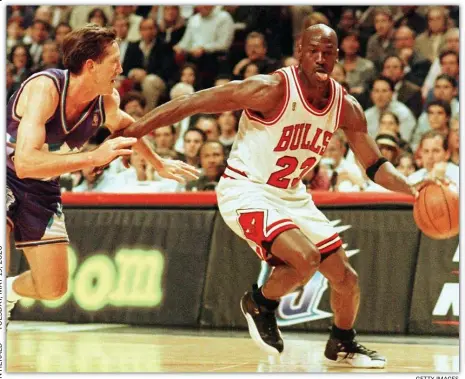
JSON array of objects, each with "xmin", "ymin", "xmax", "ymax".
[
  {"xmin": 7, "ymin": 243, "xmax": 69, "ymax": 324},
  {"xmin": 318, "ymin": 248, "xmax": 386, "ymax": 368},
  {"xmin": 241, "ymin": 228, "xmax": 320, "ymax": 355}
]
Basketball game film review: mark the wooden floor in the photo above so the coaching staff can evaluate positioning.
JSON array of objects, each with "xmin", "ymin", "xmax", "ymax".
[{"xmin": 7, "ymin": 321, "xmax": 459, "ymax": 373}]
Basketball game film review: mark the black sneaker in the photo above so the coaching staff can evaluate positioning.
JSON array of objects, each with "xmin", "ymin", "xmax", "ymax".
[
  {"xmin": 240, "ymin": 291, "xmax": 284, "ymax": 355},
  {"xmin": 324, "ymin": 337, "xmax": 386, "ymax": 368}
]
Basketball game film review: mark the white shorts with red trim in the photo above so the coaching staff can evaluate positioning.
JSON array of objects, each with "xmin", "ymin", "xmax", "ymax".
[{"xmin": 216, "ymin": 176, "xmax": 342, "ymax": 263}]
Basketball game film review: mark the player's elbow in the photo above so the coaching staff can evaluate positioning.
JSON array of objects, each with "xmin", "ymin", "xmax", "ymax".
[{"xmin": 14, "ymin": 155, "xmax": 33, "ymax": 178}]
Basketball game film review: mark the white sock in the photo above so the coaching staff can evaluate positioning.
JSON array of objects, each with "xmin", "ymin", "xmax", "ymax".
[{"xmin": 7, "ymin": 276, "xmax": 23, "ymax": 302}]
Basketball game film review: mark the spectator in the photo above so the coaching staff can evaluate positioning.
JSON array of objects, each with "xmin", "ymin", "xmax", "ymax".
[
  {"xmin": 158, "ymin": 6, "xmax": 187, "ymax": 50},
  {"xmin": 186, "ymin": 141, "xmax": 226, "ymax": 191},
  {"xmin": 217, "ymin": 111, "xmax": 239, "ymax": 156},
  {"xmin": 26, "ymin": 19, "xmax": 51, "ymax": 65},
  {"xmin": 364, "ymin": 76, "xmax": 417, "ymax": 142},
  {"xmin": 7, "ymin": 63, "xmax": 17, "ymax": 102},
  {"xmin": 7, "ymin": 17, "xmax": 25, "ymax": 55},
  {"xmin": 412, "ymin": 75, "xmax": 458, "ymax": 150},
  {"xmin": 339, "ymin": 31, "xmax": 376, "ymax": 95},
  {"xmin": 447, "ymin": 115, "xmax": 459, "ymax": 166},
  {"xmin": 49, "ymin": 6, "xmax": 72, "ymax": 28},
  {"xmin": 124, "ymin": 18, "xmax": 175, "ymax": 110},
  {"xmin": 179, "ymin": 127, "xmax": 207, "ymax": 168},
  {"xmin": 302, "ymin": 164, "xmax": 331, "ymax": 191},
  {"xmin": 375, "ymin": 131, "xmax": 400, "ymax": 164},
  {"xmin": 9, "ymin": 45, "xmax": 33, "ymax": 89},
  {"xmin": 421, "ymin": 27, "xmax": 459, "ymax": 96},
  {"xmin": 408, "ymin": 130, "xmax": 459, "ymax": 190},
  {"xmin": 31, "ymin": 40, "xmax": 62, "ymax": 73},
  {"xmin": 394, "ymin": 26, "xmax": 431, "ymax": 86},
  {"xmin": 54, "ymin": 22, "xmax": 72, "ymax": 46},
  {"xmin": 232, "ymin": 31, "xmax": 277, "ymax": 79},
  {"xmin": 179, "ymin": 63, "xmax": 199, "ymax": 89},
  {"xmin": 34, "ymin": 6, "xmax": 54, "ymax": 25},
  {"xmin": 174, "ymin": 5, "xmax": 235, "ymax": 88},
  {"xmin": 395, "ymin": 152, "xmax": 417, "ymax": 177},
  {"xmin": 393, "ymin": 6, "xmax": 427, "ymax": 33},
  {"xmin": 330, "ymin": 63, "xmax": 347, "ymax": 85},
  {"xmin": 88, "ymin": 8, "xmax": 109, "ymax": 27},
  {"xmin": 365, "ymin": 7, "xmax": 396, "ymax": 69},
  {"xmin": 169, "ymin": 82, "xmax": 196, "ymax": 154},
  {"xmin": 7, "ymin": 6, "xmax": 35, "ymax": 29},
  {"xmin": 152, "ymin": 125, "xmax": 182, "ymax": 160},
  {"xmin": 120, "ymin": 91, "xmax": 146, "ymax": 120},
  {"xmin": 378, "ymin": 111, "xmax": 412, "ymax": 154},
  {"xmin": 423, "ymin": 50, "xmax": 459, "ymax": 100},
  {"xmin": 381, "ymin": 55, "xmax": 423, "ymax": 118},
  {"xmin": 414, "ymin": 6, "xmax": 448, "ymax": 63},
  {"xmin": 335, "ymin": 7, "xmax": 359, "ymax": 37},
  {"xmin": 321, "ymin": 130, "xmax": 365, "ymax": 192},
  {"xmin": 114, "ymin": 6, "xmax": 143, "ymax": 43},
  {"xmin": 68, "ymin": 5, "xmax": 113, "ymax": 29},
  {"xmin": 194, "ymin": 115, "xmax": 221, "ymax": 142},
  {"xmin": 114, "ymin": 16, "xmax": 131, "ymax": 70}
]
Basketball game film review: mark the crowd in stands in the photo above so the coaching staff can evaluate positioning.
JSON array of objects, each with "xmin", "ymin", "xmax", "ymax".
[{"xmin": 6, "ymin": 5, "xmax": 460, "ymax": 193}]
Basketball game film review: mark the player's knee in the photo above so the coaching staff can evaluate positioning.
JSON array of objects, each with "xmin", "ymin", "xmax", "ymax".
[
  {"xmin": 36, "ymin": 277, "xmax": 68, "ymax": 300},
  {"xmin": 332, "ymin": 268, "xmax": 359, "ymax": 295},
  {"xmin": 296, "ymin": 249, "xmax": 320, "ymax": 282}
]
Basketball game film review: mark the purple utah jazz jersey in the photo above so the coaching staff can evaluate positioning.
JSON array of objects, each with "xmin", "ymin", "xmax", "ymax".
[{"xmin": 6, "ymin": 68, "xmax": 106, "ymax": 180}]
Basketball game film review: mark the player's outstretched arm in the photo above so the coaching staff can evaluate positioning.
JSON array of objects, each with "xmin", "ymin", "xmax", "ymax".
[
  {"xmin": 339, "ymin": 94, "xmax": 416, "ymax": 196},
  {"xmin": 14, "ymin": 77, "xmax": 137, "ymax": 179},
  {"xmin": 121, "ymin": 74, "xmax": 285, "ymax": 139},
  {"xmin": 103, "ymin": 90, "xmax": 200, "ymax": 183}
]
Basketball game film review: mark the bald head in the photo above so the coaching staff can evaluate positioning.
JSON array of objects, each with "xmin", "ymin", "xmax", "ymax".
[{"xmin": 302, "ymin": 24, "xmax": 338, "ymax": 46}]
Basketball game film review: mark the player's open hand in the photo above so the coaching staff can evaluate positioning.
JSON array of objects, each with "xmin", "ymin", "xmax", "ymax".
[
  {"xmin": 91, "ymin": 137, "xmax": 137, "ymax": 168},
  {"xmin": 157, "ymin": 158, "xmax": 201, "ymax": 183}
]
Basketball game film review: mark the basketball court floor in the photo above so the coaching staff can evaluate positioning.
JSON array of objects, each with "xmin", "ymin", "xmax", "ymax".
[{"xmin": 6, "ymin": 321, "xmax": 459, "ymax": 373}]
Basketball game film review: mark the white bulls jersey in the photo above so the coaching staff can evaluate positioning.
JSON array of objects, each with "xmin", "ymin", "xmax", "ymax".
[{"xmin": 224, "ymin": 65, "xmax": 345, "ymax": 192}]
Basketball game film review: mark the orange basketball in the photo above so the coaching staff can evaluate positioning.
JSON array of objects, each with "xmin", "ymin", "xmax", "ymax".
[{"xmin": 413, "ymin": 183, "xmax": 459, "ymax": 239}]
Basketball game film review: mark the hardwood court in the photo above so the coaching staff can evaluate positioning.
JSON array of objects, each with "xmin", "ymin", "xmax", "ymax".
[{"xmin": 7, "ymin": 321, "xmax": 459, "ymax": 373}]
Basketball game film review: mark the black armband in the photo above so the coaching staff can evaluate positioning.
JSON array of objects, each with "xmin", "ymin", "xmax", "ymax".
[{"xmin": 366, "ymin": 157, "xmax": 388, "ymax": 181}]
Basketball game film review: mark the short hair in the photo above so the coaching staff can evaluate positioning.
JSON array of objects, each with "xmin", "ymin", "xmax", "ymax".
[
  {"xmin": 246, "ymin": 31, "xmax": 267, "ymax": 48},
  {"xmin": 139, "ymin": 17, "xmax": 157, "ymax": 30},
  {"xmin": 199, "ymin": 140, "xmax": 226, "ymax": 156},
  {"xmin": 120, "ymin": 91, "xmax": 146, "ymax": 110},
  {"xmin": 426, "ymin": 99, "xmax": 452, "ymax": 119},
  {"xmin": 439, "ymin": 50, "xmax": 459, "ymax": 65},
  {"xmin": 32, "ymin": 19, "xmax": 52, "ymax": 33},
  {"xmin": 184, "ymin": 127, "xmax": 207, "ymax": 142},
  {"xmin": 62, "ymin": 25, "xmax": 117, "ymax": 74},
  {"xmin": 435, "ymin": 73, "xmax": 457, "ymax": 88},
  {"xmin": 374, "ymin": 7, "xmax": 393, "ymax": 20},
  {"xmin": 371, "ymin": 76, "xmax": 395, "ymax": 92},
  {"xmin": 380, "ymin": 110, "xmax": 400, "ymax": 125},
  {"xmin": 340, "ymin": 30, "xmax": 360, "ymax": 43},
  {"xmin": 383, "ymin": 54, "xmax": 405, "ymax": 70},
  {"xmin": 419, "ymin": 130, "xmax": 448, "ymax": 151}
]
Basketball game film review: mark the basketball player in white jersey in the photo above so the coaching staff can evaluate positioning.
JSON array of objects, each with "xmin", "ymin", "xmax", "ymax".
[{"xmin": 116, "ymin": 25, "xmax": 419, "ymax": 368}]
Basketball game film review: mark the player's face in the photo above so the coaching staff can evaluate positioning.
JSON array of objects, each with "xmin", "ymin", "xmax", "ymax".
[
  {"xmin": 433, "ymin": 78, "xmax": 456, "ymax": 103},
  {"xmin": 300, "ymin": 32, "xmax": 338, "ymax": 86},
  {"xmin": 154, "ymin": 126, "xmax": 175, "ymax": 149},
  {"xmin": 94, "ymin": 42, "xmax": 123, "ymax": 95},
  {"xmin": 421, "ymin": 136, "xmax": 449, "ymax": 171},
  {"xmin": 427, "ymin": 105, "xmax": 449, "ymax": 130},
  {"xmin": 396, "ymin": 156, "xmax": 415, "ymax": 177},
  {"xmin": 183, "ymin": 131, "xmax": 203, "ymax": 158}
]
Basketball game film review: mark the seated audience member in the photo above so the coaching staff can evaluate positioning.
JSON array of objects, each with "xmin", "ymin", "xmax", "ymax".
[
  {"xmin": 120, "ymin": 91, "xmax": 147, "ymax": 120},
  {"xmin": 378, "ymin": 111, "xmax": 412, "ymax": 154},
  {"xmin": 158, "ymin": 5, "xmax": 187, "ymax": 50},
  {"xmin": 395, "ymin": 152, "xmax": 417, "ymax": 177},
  {"xmin": 408, "ymin": 130, "xmax": 459, "ymax": 191},
  {"xmin": 193, "ymin": 115, "xmax": 220, "ymax": 141},
  {"xmin": 152, "ymin": 125, "xmax": 182, "ymax": 160},
  {"xmin": 447, "ymin": 114, "xmax": 459, "ymax": 166},
  {"xmin": 170, "ymin": 82, "xmax": 196, "ymax": 153},
  {"xmin": 179, "ymin": 63, "xmax": 200, "ymax": 90},
  {"xmin": 186, "ymin": 141, "xmax": 226, "ymax": 191},
  {"xmin": 365, "ymin": 7, "xmax": 396, "ymax": 69},
  {"xmin": 217, "ymin": 111, "xmax": 239, "ymax": 157},
  {"xmin": 179, "ymin": 127, "xmax": 207, "ymax": 168},
  {"xmin": 375, "ymin": 131, "xmax": 400, "ymax": 164},
  {"xmin": 414, "ymin": 6, "xmax": 448, "ymax": 64},
  {"xmin": 410, "ymin": 99, "xmax": 451, "ymax": 151},
  {"xmin": 302, "ymin": 164, "xmax": 331, "ymax": 191},
  {"xmin": 88, "ymin": 7, "xmax": 109, "ymax": 27},
  {"xmin": 364, "ymin": 76, "xmax": 417, "ymax": 142},
  {"xmin": 31, "ymin": 40, "xmax": 63, "ymax": 73},
  {"xmin": 54, "ymin": 22, "xmax": 72, "ymax": 46}
]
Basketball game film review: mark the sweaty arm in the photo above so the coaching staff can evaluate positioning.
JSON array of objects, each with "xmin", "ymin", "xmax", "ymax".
[
  {"xmin": 340, "ymin": 94, "xmax": 415, "ymax": 196},
  {"xmin": 14, "ymin": 77, "xmax": 102, "ymax": 179},
  {"xmin": 121, "ymin": 74, "xmax": 285, "ymax": 139}
]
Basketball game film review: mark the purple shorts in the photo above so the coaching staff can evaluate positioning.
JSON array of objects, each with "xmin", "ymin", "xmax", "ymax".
[{"xmin": 7, "ymin": 167, "xmax": 69, "ymax": 249}]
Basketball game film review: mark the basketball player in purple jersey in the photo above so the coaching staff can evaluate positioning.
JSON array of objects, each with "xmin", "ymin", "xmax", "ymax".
[{"xmin": 6, "ymin": 26, "xmax": 199, "ymax": 323}]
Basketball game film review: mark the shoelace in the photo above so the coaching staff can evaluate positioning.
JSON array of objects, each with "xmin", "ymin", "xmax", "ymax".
[{"xmin": 338, "ymin": 340, "xmax": 377, "ymax": 359}]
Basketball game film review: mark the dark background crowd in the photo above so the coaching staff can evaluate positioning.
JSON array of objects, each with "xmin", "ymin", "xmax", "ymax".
[{"xmin": 6, "ymin": 5, "xmax": 460, "ymax": 193}]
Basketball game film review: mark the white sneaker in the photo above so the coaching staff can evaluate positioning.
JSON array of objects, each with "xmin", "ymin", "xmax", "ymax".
[
  {"xmin": 6, "ymin": 299, "xmax": 18, "ymax": 327},
  {"xmin": 324, "ymin": 338, "xmax": 386, "ymax": 368}
]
